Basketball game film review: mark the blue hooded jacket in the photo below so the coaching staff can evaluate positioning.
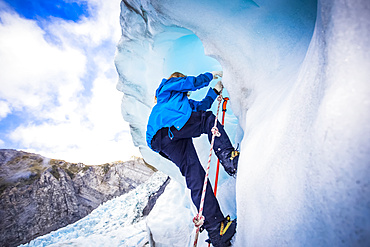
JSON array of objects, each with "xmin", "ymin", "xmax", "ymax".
[{"xmin": 146, "ymin": 72, "xmax": 217, "ymax": 150}]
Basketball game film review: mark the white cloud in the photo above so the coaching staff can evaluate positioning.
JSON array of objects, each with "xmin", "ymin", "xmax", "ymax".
[
  {"xmin": 1, "ymin": 0, "xmax": 140, "ymax": 164},
  {"xmin": 0, "ymin": 100, "xmax": 11, "ymax": 120},
  {"xmin": 0, "ymin": 11, "xmax": 86, "ymax": 112},
  {"xmin": 51, "ymin": 0, "xmax": 122, "ymax": 46}
]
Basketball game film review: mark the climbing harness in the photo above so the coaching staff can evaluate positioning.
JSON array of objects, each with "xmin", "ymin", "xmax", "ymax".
[{"xmin": 193, "ymin": 90, "xmax": 224, "ymax": 247}]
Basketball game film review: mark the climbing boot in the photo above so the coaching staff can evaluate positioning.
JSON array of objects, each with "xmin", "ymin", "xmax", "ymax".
[
  {"xmin": 206, "ymin": 216, "xmax": 237, "ymax": 247},
  {"xmin": 221, "ymin": 150, "xmax": 239, "ymax": 177}
]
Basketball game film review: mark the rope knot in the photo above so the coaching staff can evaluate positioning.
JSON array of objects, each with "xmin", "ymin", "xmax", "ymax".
[
  {"xmin": 218, "ymin": 94, "xmax": 223, "ymax": 101},
  {"xmin": 193, "ymin": 214, "xmax": 205, "ymax": 228},
  {"xmin": 211, "ymin": 126, "xmax": 221, "ymax": 137}
]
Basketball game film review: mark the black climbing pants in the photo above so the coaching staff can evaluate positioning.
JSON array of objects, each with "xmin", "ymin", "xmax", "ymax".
[{"xmin": 151, "ymin": 110, "xmax": 234, "ymax": 229}]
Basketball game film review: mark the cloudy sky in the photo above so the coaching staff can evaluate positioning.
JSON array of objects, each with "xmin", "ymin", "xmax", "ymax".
[{"xmin": 0, "ymin": 0, "xmax": 141, "ymax": 165}]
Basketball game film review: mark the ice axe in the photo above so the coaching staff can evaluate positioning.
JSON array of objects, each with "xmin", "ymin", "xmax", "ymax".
[{"xmin": 213, "ymin": 96, "xmax": 229, "ymax": 196}]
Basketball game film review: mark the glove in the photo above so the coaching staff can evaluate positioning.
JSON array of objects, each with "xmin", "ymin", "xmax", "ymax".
[
  {"xmin": 214, "ymin": 81, "xmax": 223, "ymax": 94},
  {"xmin": 211, "ymin": 71, "xmax": 223, "ymax": 79}
]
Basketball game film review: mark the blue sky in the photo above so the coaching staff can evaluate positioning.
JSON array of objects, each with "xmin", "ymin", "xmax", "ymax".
[
  {"xmin": 3, "ymin": 0, "xmax": 89, "ymax": 21},
  {"xmin": 0, "ymin": 0, "xmax": 141, "ymax": 164}
]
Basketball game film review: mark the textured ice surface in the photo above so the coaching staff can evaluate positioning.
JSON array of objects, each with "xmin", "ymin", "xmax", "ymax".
[{"xmin": 115, "ymin": 0, "xmax": 370, "ymax": 245}]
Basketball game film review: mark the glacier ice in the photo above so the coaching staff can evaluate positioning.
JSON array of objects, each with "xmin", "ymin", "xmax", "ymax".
[
  {"xmin": 113, "ymin": 0, "xmax": 370, "ymax": 246},
  {"xmin": 20, "ymin": 172, "xmax": 169, "ymax": 247}
]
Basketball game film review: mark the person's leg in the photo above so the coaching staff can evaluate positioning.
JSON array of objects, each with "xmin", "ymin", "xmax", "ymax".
[
  {"xmin": 199, "ymin": 111, "xmax": 234, "ymax": 155},
  {"xmin": 172, "ymin": 111, "xmax": 238, "ymax": 176},
  {"xmin": 159, "ymin": 137, "xmax": 224, "ymax": 229},
  {"xmin": 171, "ymin": 111, "xmax": 232, "ymax": 152},
  {"xmin": 199, "ymin": 111, "xmax": 239, "ymax": 176},
  {"xmin": 151, "ymin": 120, "xmax": 237, "ymax": 246}
]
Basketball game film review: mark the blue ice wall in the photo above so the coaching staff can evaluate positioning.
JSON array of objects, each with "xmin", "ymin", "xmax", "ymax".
[{"xmin": 115, "ymin": 0, "xmax": 370, "ymax": 246}]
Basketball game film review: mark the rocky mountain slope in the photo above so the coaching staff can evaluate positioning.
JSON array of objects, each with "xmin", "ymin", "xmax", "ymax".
[{"xmin": 0, "ymin": 149, "xmax": 159, "ymax": 247}]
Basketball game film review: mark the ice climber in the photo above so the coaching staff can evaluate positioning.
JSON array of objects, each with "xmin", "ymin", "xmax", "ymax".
[{"xmin": 146, "ymin": 71, "xmax": 239, "ymax": 246}]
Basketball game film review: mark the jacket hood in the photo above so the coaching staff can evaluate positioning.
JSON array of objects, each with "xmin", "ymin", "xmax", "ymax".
[{"xmin": 155, "ymin": 77, "xmax": 185, "ymax": 98}]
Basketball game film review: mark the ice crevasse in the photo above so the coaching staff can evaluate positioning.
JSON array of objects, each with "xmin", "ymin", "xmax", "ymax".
[{"xmin": 114, "ymin": 0, "xmax": 370, "ymax": 246}]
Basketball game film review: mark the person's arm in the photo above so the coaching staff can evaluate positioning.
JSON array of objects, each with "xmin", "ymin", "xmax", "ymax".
[
  {"xmin": 189, "ymin": 87, "xmax": 218, "ymax": 111},
  {"xmin": 163, "ymin": 72, "xmax": 213, "ymax": 93}
]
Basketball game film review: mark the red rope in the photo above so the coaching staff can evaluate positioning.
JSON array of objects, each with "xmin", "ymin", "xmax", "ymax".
[{"xmin": 193, "ymin": 91, "xmax": 223, "ymax": 247}]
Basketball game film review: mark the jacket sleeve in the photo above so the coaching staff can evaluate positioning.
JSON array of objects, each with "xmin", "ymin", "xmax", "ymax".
[
  {"xmin": 189, "ymin": 87, "xmax": 218, "ymax": 112},
  {"xmin": 165, "ymin": 72, "xmax": 213, "ymax": 92}
]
